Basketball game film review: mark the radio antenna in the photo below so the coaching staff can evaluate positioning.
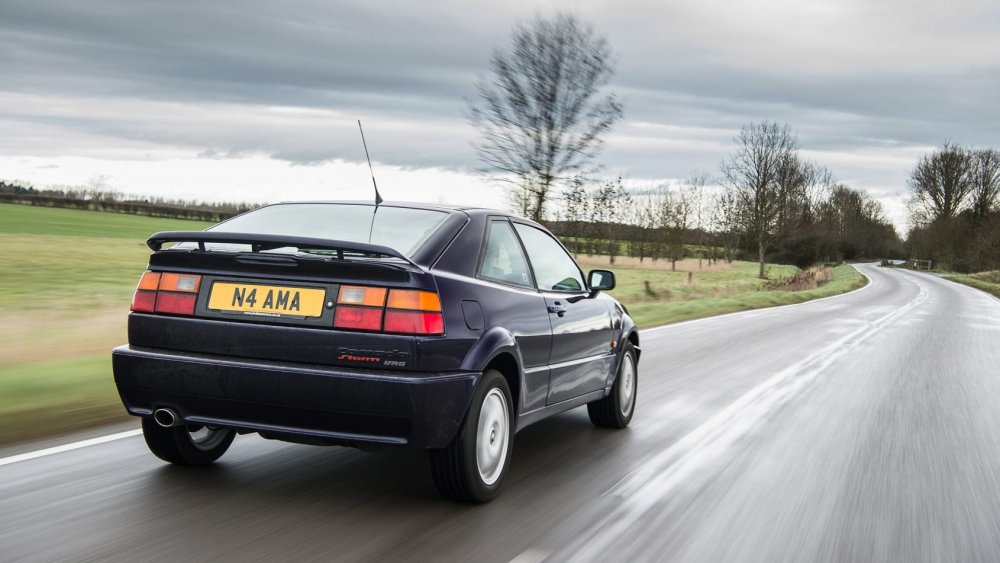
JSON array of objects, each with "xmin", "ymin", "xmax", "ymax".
[{"xmin": 357, "ymin": 120, "xmax": 383, "ymax": 205}]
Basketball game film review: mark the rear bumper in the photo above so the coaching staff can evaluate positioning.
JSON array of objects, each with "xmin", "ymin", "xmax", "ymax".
[{"xmin": 112, "ymin": 345, "xmax": 479, "ymax": 448}]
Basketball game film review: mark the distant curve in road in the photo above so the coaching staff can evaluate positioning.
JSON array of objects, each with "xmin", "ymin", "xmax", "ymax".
[{"xmin": 3, "ymin": 264, "xmax": 999, "ymax": 562}]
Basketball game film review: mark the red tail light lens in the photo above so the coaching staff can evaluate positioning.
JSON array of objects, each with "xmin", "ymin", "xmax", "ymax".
[
  {"xmin": 131, "ymin": 291, "xmax": 156, "ymax": 313},
  {"xmin": 384, "ymin": 311, "xmax": 444, "ymax": 335},
  {"xmin": 154, "ymin": 292, "xmax": 197, "ymax": 315},
  {"xmin": 334, "ymin": 306, "xmax": 383, "ymax": 331}
]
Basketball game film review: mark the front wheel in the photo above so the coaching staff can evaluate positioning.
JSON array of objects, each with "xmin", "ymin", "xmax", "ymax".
[
  {"xmin": 429, "ymin": 370, "xmax": 513, "ymax": 502},
  {"xmin": 142, "ymin": 417, "xmax": 236, "ymax": 465},
  {"xmin": 588, "ymin": 341, "xmax": 637, "ymax": 428}
]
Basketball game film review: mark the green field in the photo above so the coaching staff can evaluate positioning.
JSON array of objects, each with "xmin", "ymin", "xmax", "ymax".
[
  {"xmin": 0, "ymin": 204, "xmax": 212, "ymax": 312},
  {"xmin": 0, "ymin": 204, "xmax": 866, "ymax": 446},
  {"xmin": 0, "ymin": 204, "xmax": 212, "ymax": 445},
  {"xmin": 0, "ymin": 203, "xmax": 211, "ymax": 238}
]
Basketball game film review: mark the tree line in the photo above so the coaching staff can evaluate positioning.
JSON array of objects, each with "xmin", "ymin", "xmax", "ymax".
[
  {"xmin": 0, "ymin": 180, "xmax": 258, "ymax": 222},
  {"xmin": 906, "ymin": 143, "xmax": 1000, "ymax": 272},
  {"xmin": 548, "ymin": 123, "xmax": 902, "ymax": 276}
]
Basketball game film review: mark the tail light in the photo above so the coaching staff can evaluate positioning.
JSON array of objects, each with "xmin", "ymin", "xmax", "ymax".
[
  {"xmin": 333, "ymin": 286, "xmax": 386, "ymax": 331},
  {"xmin": 131, "ymin": 271, "xmax": 202, "ymax": 316},
  {"xmin": 333, "ymin": 286, "xmax": 444, "ymax": 335}
]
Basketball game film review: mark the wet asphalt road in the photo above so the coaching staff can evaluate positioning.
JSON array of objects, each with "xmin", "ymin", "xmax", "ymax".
[{"xmin": 3, "ymin": 264, "xmax": 1000, "ymax": 562}]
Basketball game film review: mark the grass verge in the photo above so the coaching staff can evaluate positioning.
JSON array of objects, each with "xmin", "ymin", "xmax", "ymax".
[
  {"xmin": 944, "ymin": 271, "xmax": 1000, "ymax": 298},
  {"xmin": 0, "ymin": 354, "xmax": 130, "ymax": 445},
  {"xmin": 611, "ymin": 264, "xmax": 866, "ymax": 328}
]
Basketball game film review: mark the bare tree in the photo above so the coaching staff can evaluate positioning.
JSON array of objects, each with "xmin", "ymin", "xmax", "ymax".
[
  {"xmin": 560, "ymin": 176, "xmax": 590, "ymax": 254},
  {"xmin": 773, "ymin": 153, "xmax": 809, "ymax": 234},
  {"xmin": 683, "ymin": 172, "xmax": 709, "ymax": 268},
  {"xmin": 589, "ymin": 177, "xmax": 631, "ymax": 263},
  {"xmin": 630, "ymin": 196, "xmax": 658, "ymax": 263},
  {"xmin": 469, "ymin": 13, "xmax": 623, "ymax": 221},
  {"xmin": 908, "ymin": 142, "xmax": 973, "ymax": 224},
  {"xmin": 969, "ymin": 148, "xmax": 1000, "ymax": 218},
  {"xmin": 710, "ymin": 190, "xmax": 741, "ymax": 264},
  {"xmin": 656, "ymin": 186, "xmax": 692, "ymax": 271},
  {"xmin": 719, "ymin": 121, "xmax": 799, "ymax": 278},
  {"xmin": 803, "ymin": 162, "xmax": 834, "ymax": 211}
]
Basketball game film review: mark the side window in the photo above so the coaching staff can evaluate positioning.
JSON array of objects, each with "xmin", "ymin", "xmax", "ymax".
[
  {"xmin": 478, "ymin": 220, "xmax": 533, "ymax": 288},
  {"xmin": 514, "ymin": 224, "xmax": 585, "ymax": 292}
]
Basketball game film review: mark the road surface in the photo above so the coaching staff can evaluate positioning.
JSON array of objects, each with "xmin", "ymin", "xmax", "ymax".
[{"xmin": 3, "ymin": 264, "xmax": 1000, "ymax": 562}]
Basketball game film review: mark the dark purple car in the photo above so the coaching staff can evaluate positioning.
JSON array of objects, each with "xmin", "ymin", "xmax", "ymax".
[{"xmin": 113, "ymin": 201, "xmax": 640, "ymax": 502}]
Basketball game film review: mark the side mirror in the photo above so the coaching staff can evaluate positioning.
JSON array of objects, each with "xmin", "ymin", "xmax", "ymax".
[{"xmin": 588, "ymin": 269, "xmax": 615, "ymax": 292}]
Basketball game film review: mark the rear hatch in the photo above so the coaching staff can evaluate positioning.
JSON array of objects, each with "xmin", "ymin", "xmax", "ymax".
[{"xmin": 126, "ymin": 203, "xmax": 468, "ymax": 372}]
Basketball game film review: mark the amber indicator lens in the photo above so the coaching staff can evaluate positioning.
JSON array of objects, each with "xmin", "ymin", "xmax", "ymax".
[
  {"xmin": 387, "ymin": 290, "xmax": 442, "ymax": 312},
  {"xmin": 137, "ymin": 271, "xmax": 161, "ymax": 291}
]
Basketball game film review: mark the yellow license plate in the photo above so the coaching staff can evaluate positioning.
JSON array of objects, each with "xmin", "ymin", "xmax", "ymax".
[{"xmin": 208, "ymin": 282, "xmax": 326, "ymax": 317}]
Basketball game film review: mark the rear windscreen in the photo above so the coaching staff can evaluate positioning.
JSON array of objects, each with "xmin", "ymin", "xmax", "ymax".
[{"xmin": 209, "ymin": 204, "xmax": 450, "ymax": 258}]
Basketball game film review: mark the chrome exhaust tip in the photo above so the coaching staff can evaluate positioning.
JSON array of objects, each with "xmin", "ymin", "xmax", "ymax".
[{"xmin": 153, "ymin": 408, "xmax": 179, "ymax": 428}]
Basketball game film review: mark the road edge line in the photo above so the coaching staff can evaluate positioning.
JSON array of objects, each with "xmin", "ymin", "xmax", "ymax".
[{"xmin": 0, "ymin": 429, "xmax": 142, "ymax": 467}]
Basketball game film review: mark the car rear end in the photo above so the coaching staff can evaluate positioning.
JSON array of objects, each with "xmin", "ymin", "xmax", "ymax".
[{"xmin": 112, "ymin": 203, "xmax": 479, "ymax": 449}]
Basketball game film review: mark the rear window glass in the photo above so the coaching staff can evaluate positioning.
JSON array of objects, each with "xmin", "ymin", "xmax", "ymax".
[{"xmin": 208, "ymin": 204, "xmax": 450, "ymax": 258}]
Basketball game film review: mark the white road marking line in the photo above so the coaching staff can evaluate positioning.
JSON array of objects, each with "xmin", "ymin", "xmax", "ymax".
[{"xmin": 0, "ymin": 429, "xmax": 142, "ymax": 468}]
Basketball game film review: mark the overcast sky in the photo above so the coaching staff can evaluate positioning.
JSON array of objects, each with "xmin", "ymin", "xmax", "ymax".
[{"xmin": 2, "ymin": 0, "xmax": 998, "ymax": 231}]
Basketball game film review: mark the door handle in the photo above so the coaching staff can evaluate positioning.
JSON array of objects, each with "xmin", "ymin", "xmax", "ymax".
[{"xmin": 547, "ymin": 303, "xmax": 567, "ymax": 317}]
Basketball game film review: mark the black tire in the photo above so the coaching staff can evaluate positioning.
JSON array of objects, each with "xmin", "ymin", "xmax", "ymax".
[
  {"xmin": 142, "ymin": 417, "xmax": 236, "ymax": 466},
  {"xmin": 588, "ymin": 341, "xmax": 637, "ymax": 428},
  {"xmin": 429, "ymin": 370, "xmax": 514, "ymax": 503}
]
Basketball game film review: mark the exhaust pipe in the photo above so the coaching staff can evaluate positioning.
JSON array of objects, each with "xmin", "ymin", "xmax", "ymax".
[{"xmin": 153, "ymin": 408, "xmax": 180, "ymax": 428}]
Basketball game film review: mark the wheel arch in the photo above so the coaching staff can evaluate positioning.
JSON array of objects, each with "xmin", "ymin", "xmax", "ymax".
[
  {"xmin": 626, "ymin": 330, "xmax": 640, "ymax": 362},
  {"xmin": 460, "ymin": 326, "xmax": 525, "ymax": 416},
  {"xmin": 483, "ymin": 353, "xmax": 520, "ymax": 417},
  {"xmin": 603, "ymin": 308, "xmax": 640, "ymax": 390}
]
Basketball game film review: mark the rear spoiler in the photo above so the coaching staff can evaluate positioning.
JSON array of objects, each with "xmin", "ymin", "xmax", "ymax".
[{"xmin": 146, "ymin": 231, "xmax": 418, "ymax": 267}]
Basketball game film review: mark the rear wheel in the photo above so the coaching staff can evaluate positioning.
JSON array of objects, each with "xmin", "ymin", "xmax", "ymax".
[
  {"xmin": 142, "ymin": 417, "xmax": 236, "ymax": 465},
  {"xmin": 429, "ymin": 370, "xmax": 513, "ymax": 502},
  {"xmin": 588, "ymin": 341, "xmax": 637, "ymax": 428}
]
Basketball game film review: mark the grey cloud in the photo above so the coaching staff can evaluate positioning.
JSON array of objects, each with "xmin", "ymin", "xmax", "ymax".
[
  {"xmin": 0, "ymin": 0, "xmax": 492, "ymax": 109},
  {"xmin": 0, "ymin": 0, "xmax": 998, "ymax": 195}
]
